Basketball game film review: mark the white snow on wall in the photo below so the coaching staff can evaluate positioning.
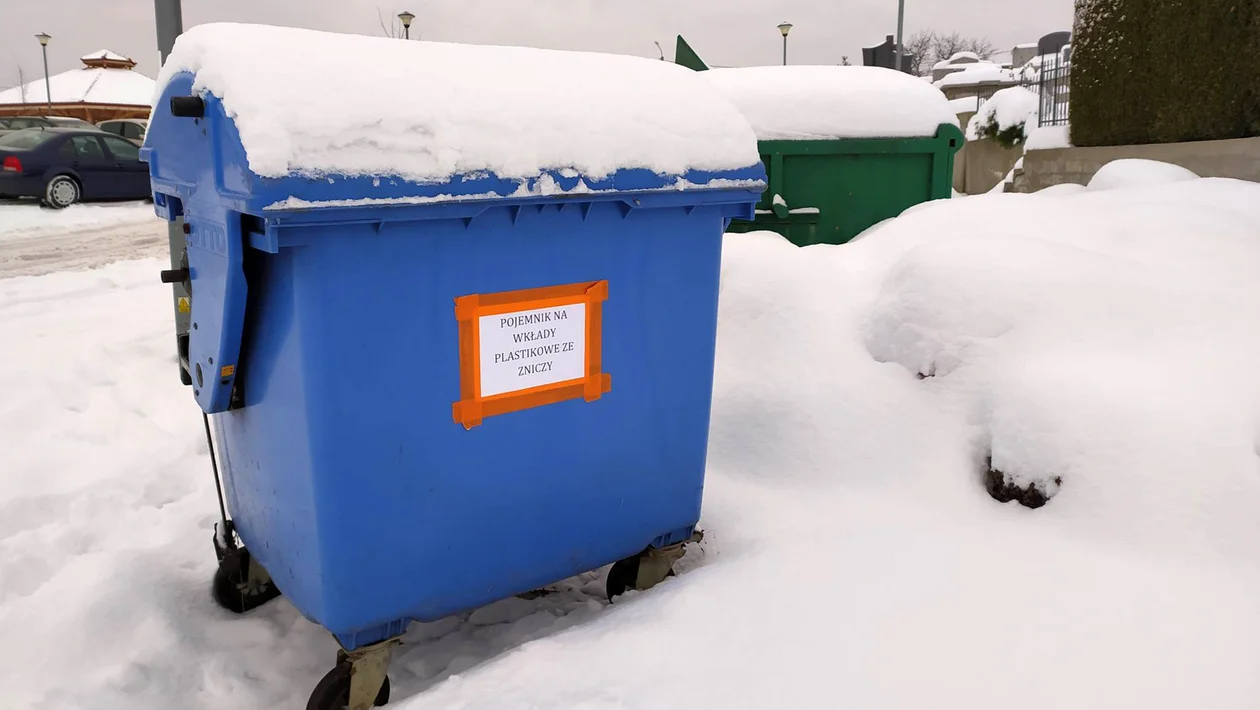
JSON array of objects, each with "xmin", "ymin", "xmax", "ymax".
[
  {"xmin": 1024, "ymin": 125, "xmax": 1072, "ymax": 151},
  {"xmin": 702, "ymin": 65, "xmax": 958, "ymax": 141},
  {"xmin": 934, "ymin": 63, "xmax": 1016, "ymax": 88},
  {"xmin": 154, "ymin": 23, "xmax": 761, "ymax": 182}
]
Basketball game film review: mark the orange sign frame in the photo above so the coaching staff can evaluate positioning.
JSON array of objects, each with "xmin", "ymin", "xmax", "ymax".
[{"xmin": 452, "ymin": 280, "xmax": 611, "ymax": 429}]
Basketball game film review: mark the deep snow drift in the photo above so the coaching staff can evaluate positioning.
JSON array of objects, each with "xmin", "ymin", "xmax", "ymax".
[{"xmin": 3, "ymin": 177, "xmax": 1260, "ymax": 709}]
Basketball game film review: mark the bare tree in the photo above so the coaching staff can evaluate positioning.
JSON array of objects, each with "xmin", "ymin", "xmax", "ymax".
[
  {"xmin": 905, "ymin": 30, "xmax": 936, "ymax": 75},
  {"xmin": 936, "ymin": 32, "xmax": 997, "ymax": 62},
  {"xmin": 904, "ymin": 29, "xmax": 997, "ymax": 75},
  {"xmin": 378, "ymin": 8, "xmax": 405, "ymax": 39},
  {"xmin": 840, "ymin": 55, "xmax": 852, "ymax": 66}
]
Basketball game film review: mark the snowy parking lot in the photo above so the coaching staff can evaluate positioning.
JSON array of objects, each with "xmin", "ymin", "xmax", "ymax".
[
  {"xmin": 2, "ymin": 172, "xmax": 1259, "ymax": 709},
  {"xmin": 0, "ymin": 200, "xmax": 167, "ymax": 278}
]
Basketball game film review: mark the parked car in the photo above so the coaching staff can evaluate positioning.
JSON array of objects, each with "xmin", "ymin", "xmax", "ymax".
[
  {"xmin": 0, "ymin": 115, "xmax": 99, "ymax": 137},
  {"xmin": 45, "ymin": 116, "xmax": 98, "ymax": 129},
  {"xmin": 97, "ymin": 118, "xmax": 148, "ymax": 145},
  {"xmin": 0, "ymin": 127, "xmax": 151, "ymax": 208}
]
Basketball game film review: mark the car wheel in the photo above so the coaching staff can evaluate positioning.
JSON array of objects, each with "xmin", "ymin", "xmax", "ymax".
[{"xmin": 44, "ymin": 175, "xmax": 80, "ymax": 209}]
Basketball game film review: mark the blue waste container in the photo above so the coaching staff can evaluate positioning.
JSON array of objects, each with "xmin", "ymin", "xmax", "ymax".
[{"xmin": 144, "ymin": 25, "xmax": 764, "ymax": 710}]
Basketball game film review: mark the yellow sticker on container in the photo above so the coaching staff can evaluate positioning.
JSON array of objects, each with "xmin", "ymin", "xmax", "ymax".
[
  {"xmin": 177, "ymin": 297, "xmax": 190, "ymax": 313},
  {"xmin": 220, "ymin": 365, "xmax": 235, "ymax": 377}
]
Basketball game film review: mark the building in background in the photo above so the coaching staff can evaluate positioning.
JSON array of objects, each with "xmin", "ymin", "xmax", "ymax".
[{"xmin": 0, "ymin": 50, "xmax": 154, "ymax": 122}]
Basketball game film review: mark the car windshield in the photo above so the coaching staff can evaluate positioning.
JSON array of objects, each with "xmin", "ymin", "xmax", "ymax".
[{"xmin": 0, "ymin": 129, "xmax": 54, "ymax": 149}]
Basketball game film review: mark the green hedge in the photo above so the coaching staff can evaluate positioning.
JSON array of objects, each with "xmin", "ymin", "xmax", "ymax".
[{"xmin": 1071, "ymin": 0, "xmax": 1260, "ymax": 147}]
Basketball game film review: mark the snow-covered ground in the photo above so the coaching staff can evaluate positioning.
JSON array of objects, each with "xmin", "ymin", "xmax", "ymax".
[
  {"xmin": 0, "ymin": 201, "xmax": 167, "ymax": 278},
  {"xmin": 3, "ymin": 176, "xmax": 1260, "ymax": 709}
]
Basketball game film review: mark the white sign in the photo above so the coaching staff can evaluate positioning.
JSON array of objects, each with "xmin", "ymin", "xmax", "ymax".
[{"xmin": 478, "ymin": 303, "xmax": 586, "ymax": 397}]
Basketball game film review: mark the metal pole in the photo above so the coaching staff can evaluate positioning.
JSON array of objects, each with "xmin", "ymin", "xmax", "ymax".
[
  {"xmin": 895, "ymin": 0, "xmax": 906, "ymax": 72},
  {"xmin": 404, "ymin": 26, "xmax": 410, "ymax": 40},
  {"xmin": 40, "ymin": 45, "xmax": 51, "ymax": 112},
  {"xmin": 783, "ymin": 35, "xmax": 788, "ymax": 65},
  {"xmin": 154, "ymin": 0, "xmax": 183, "ymax": 63}
]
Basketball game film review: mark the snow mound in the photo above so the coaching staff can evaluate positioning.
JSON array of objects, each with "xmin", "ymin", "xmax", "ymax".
[
  {"xmin": 1088, "ymin": 159, "xmax": 1199, "ymax": 191},
  {"xmin": 702, "ymin": 65, "xmax": 958, "ymax": 140},
  {"xmin": 154, "ymin": 23, "xmax": 761, "ymax": 182},
  {"xmin": 965, "ymin": 86, "xmax": 1039, "ymax": 141}
]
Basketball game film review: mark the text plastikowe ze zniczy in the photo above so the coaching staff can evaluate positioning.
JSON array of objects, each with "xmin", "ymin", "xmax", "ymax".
[{"xmin": 477, "ymin": 303, "xmax": 586, "ymax": 397}]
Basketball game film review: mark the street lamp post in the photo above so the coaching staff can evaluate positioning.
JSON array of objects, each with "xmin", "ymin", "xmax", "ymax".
[
  {"xmin": 654, "ymin": 41, "xmax": 664, "ymax": 61},
  {"xmin": 397, "ymin": 11, "xmax": 415, "ymax": 40},
  {"xmin": 777, "ymin": 22, "xmax": 793, "ymax": 66},
  {"xmin": 35, "ymin": 33, "xmax": 52, "ymax": 112}
]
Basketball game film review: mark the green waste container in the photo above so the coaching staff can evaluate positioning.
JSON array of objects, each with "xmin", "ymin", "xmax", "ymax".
[
  {"xmin": 693, "ymin": 59, "xmax": 966, "ymax": 247},
  {"xmin": 725, "ymin": 124, "xmax": 964, "ymax": 246}
]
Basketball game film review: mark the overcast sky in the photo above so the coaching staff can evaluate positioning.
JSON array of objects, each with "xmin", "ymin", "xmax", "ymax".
[{"xmin": 0, "ymin": 0, "xmax": 1074, "ymax": 87}]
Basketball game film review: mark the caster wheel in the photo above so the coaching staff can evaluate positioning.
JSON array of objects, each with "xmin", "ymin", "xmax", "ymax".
[
  {"xmin": 606, "ymin": 557, "xmax": 676, "ymax": 601},
  {"xmin": 308, "ymin": 662, "xmax": 391, "ymax": 710},
  {"xmin": 212, "ymin": 547, "xmax": 281, "ymax": 613},
  {"xmin": 605, "ymin": 556, "xmax": 640, "ymax": 601}
]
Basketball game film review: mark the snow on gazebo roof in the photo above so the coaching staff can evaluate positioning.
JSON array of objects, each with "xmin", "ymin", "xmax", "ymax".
[
  {"xmin": 0, "ymin": 50, "xmax": 153, "ymax": 107},
  {"xmin": 81, "ymin": 50, "xmax": 132, "ymax": 63}
]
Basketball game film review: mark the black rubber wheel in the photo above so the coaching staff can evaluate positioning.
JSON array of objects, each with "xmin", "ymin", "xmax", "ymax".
[
  {"xmin": 307, "ymin": 662, "xmax": 391, "ymax": 710},
  {"xmin": 211, "ymin": 547, "xmax": 282, "ymax": 613},
  {"xmin": 43, "ymin": 175, "xmax": 80, "ymax": 209},
  {"xmin": 606, "ymin": 556, "xmax": 679, "ymax": 602},
  {"xmin": 605, "ymin": 556, "xmax": 640, "ymax": 601}
]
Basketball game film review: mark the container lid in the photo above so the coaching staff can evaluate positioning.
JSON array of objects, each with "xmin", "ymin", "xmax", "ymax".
[
  {"xmin": 702, "ymin": 65, "xmax": 959, "ymax": 141},
  {"xmin": 153, "ymin": 23, "xmax": 762, "ymax": 190}
]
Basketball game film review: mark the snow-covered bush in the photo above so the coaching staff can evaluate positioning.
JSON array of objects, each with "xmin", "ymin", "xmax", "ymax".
[{"xmin": 965, "ymin": 86, "xmax": 1039, "ymax": 148}]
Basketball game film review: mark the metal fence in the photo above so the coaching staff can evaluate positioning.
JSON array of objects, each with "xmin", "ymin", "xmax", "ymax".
[{"xmin": 1021, "ymin": 54, "xmax": 1071, "ymax": 127}]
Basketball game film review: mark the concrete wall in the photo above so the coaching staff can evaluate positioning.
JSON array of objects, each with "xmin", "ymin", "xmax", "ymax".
[
  {"xmin": 1022, "ymin": 136, "xmax": 1260, "ymax": 192},
  {"xmin": 954, "ymin": 139, "xmax": 1023, "ymax": 194}
]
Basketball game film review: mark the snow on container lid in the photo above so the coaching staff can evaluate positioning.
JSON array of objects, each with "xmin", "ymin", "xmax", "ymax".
[
  {"xmin": 153, "ymin": 23, "xmax": 761, "ymax": 187},
  {"xmin": 700, "ymin": 65, "xmax": 959, "ymax": 141}
]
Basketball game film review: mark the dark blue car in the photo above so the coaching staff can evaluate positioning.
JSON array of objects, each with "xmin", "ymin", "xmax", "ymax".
[{"xmin": 0, "ymin": 127, "xmax": 150, "ymax": 208}]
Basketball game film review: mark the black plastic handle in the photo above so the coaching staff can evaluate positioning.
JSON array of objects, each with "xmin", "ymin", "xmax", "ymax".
[
  {"xmin": 170, "ymin": 96, "xmax": 205, "ymax": 118},
  {"xmin": 160, "ymin": 268, "xmax": 190, "ymax": 284}
]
